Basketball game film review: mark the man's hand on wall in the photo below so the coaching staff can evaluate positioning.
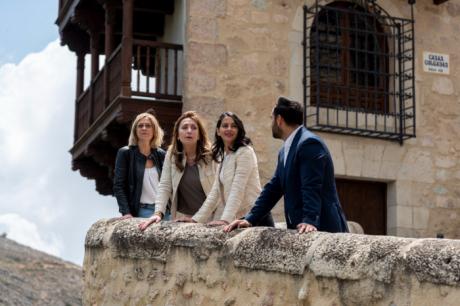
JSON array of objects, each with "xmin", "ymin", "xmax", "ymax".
[
  {"xmin": 297, "ymin": 223, "xmax": 317, "ymax": 234},
  {"xmin": 223, "ymin": 219, "xmax": 251, "ymax": 232}
]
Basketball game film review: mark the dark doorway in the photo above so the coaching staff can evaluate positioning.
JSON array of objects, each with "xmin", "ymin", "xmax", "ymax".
[{"xmin": 336, "ymin": 179, "xmax": 387, "ymax": 235}]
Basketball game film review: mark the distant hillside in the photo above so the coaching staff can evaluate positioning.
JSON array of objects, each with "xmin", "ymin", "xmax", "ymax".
[{"xmin": 0, "ymin": 235, "xmax": 82, "ymax": 306}]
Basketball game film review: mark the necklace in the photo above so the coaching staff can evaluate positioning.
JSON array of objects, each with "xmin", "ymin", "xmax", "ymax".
[{"xmin": 186, "ymin": 154, "xmax": 197, "ymax": 166}]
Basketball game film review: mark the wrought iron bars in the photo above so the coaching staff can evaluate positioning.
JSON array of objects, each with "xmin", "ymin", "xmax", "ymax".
[{"xmin": 303, "ymin": 0, "xmax": 415, "ymax": 144}]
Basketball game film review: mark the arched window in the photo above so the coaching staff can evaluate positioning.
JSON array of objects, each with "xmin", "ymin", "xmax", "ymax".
[
  {"xmin": 310, "ymin": 1, "xmax": 388, "ymax": 112},
  {"xmin": 304, "ymin": 0, "xmax": 416, "ymax": 143}
]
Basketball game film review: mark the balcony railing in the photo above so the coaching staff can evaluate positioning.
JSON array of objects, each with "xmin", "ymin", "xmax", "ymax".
[
  {"xmin": 131, "ymin": 39, "xmax": 183, "ymax": 101},
  {"xmin": 74, "ymin": 41, "xmax": 182, "ymax": 141}
]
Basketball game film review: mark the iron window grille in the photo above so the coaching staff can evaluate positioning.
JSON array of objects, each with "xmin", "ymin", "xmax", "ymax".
[{"xmin": 303, "ymin": 0, "xmax": 415, "ymax": 144}]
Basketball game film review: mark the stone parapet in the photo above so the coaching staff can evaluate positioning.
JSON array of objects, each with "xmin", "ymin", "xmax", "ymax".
[{"xmin": 84, "ymin": 219, "xmax": 460, "ymax": 305}]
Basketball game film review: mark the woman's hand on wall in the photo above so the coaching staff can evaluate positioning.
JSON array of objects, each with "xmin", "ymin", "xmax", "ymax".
[
  {"xmin": 138, "ymin": 215, "xmax": 162, "ymax": 231},
  {"xmin": 119, "ymin": 214, "xmax": 133, "ymax": 220},
  {"xmin": 207, "ymin": 220, "xmax": 229, "ymax": 227},
  {"xmin": 175, "ymin": 216, "xmax": 197, "ymax": 223}
]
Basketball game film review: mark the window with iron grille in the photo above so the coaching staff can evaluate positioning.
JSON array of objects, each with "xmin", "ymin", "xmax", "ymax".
[{"xmin": 304, "ymin": 0, "xmax": 415, "ymax": 143}]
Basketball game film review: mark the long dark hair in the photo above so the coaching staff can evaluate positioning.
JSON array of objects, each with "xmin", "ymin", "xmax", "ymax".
[
  {"xmin": 170, "ymin": 111, "xmax": 212, "ymax": 171},
  {"xmin": 212, "ymin": 112, "xmax": 252, "ymax": 163}
]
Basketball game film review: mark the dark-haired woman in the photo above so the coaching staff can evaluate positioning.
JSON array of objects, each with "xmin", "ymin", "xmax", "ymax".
[
  {"xmin": 138, "ymin": 111, "xmax": 220, "ymax": 230},
  {"xmin": 182, "ymin": 112, "xmax": 274, "ymax": 226}
]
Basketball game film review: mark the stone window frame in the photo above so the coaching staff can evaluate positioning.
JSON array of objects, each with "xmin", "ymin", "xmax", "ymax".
[{"xmin": 303, "ymin": 0, "xmax": 416, "ymax": 144}]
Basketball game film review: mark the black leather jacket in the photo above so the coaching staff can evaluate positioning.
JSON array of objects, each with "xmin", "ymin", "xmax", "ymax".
[{"xmin": 113, "ymin": 145, "xmax": 166, "ymax": 216}]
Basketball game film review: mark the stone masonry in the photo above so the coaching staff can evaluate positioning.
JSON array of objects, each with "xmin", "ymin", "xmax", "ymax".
[
  {"xmin": 181, "ymin": 0, "xmax": 460, "ymax": 238},
  {"xmin": 84, "ymin": 219, "xmax": 460, "ymax": 305}
]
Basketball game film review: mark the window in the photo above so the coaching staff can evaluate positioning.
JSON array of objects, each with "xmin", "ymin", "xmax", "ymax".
[{"xmin": 304, "ymin": 1, "xmax": 415, "ymax": 143}]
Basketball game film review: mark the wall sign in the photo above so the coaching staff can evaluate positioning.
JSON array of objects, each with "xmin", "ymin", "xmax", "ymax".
[{"xmin": 423, "ymin": 51, "xmax": 450, "ymax": 75}]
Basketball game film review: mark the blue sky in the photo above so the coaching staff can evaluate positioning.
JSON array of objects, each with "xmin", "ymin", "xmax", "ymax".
[
  {"xmin": 0, "ymin": 1, "xmax": 59, "ymax": 65},
  {"xmin": 0, "ymin": 1, "xmax": 118, "ymax": 265}
]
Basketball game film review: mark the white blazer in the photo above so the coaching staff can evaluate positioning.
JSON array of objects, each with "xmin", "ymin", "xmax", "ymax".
[
  {"xmin": 192, "ymin": 145, "xmax": 261, "ymax": 223},
  {"xmin": 154, "ymin": 149, "xmax": 218, "ymax": 219}
]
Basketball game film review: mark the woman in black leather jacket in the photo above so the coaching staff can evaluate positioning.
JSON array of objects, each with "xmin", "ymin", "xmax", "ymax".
[{"xmin": 113, "ymin": 112, "xmax": 166, "ymax": 218}]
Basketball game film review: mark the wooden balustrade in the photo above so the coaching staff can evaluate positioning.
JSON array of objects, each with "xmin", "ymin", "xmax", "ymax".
[
  {"xmin": 131, "ymin": 39, "xmax": 183, "ymax": 101},
  {"xmin": 73, "ymin": 41, "xmax": 182, "ymax": 141},
  {"xmin": 76, "ymin": 90, "xmax": 91, "ymax": 139},
  {"xmin": 108, "ymin": 45, "xmax": 122, "ymax": 103}
]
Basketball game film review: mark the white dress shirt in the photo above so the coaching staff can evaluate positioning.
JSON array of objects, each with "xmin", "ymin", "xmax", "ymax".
[{"xmin": 283, "ymin": 126, "xmax": 303, "ymax": 166}]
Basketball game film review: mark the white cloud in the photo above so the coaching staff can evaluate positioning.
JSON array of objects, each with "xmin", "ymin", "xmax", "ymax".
[
  {"xmin": 0, "ymin": 213, "xmax": 62, "ymax": 257},
  {"xmin": 0, "ymin": 40, "xmax": 118, "ymax": 265},
  {"xmin": 0, "ymin": 41, "xmax": 72, "ymax": 164}
]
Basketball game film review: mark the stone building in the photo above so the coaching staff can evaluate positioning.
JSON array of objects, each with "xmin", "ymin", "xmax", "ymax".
[{"xmin": 57, "ymin": 0, "xmax": 459, "ymax": 238}]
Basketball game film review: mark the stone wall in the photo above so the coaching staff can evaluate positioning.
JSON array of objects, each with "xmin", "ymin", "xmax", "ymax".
[
  {"xmin": 84, "ymin": 219, "xmax": 460, "ymax": 305},
  {"xmin": 180, "ymin": 0, "xmax": 460, "ymax": 238}
]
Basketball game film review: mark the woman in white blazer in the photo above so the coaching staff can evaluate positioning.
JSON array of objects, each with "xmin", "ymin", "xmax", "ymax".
[
  {"xmin": 179, "ymin": 112, "xmax": 274, "ymax": 226},
  {"xmin": 138, "ymin": 111, "xmax": 219, "ymax": 230}
]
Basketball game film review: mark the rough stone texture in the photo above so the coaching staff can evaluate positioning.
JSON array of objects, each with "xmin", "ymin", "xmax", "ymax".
[
  {"xmin": 84, "ymin": 220, "xmax": 460, "ymax": 305},
  {"xmin": 182, "ymin": 0, "xmax": 460, "ymax": 239},
  {"xmin": 1, "ymin": 235, "xmax": 82, "ymax": 306}
]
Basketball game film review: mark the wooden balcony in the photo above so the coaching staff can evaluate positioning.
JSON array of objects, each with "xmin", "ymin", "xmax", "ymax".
[
  {"xmin": 70, "ymin": 40, "xmax": 183, "ymax": 195},
  {"xmin": 57, "ymin": 0, "xmax": 183, "ymax": 195}
]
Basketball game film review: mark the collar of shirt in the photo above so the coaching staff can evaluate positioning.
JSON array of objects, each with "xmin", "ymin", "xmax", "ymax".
[{"xmin": 283, "ymin": 125, "xmax": 303, "ymax": 166}]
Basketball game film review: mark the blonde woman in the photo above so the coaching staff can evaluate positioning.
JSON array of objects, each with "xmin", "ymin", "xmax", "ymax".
[
  {"xmin": 138, "ymin": 111, "xmax": 219, "ymax": 230},
  {"xmin": 113, "ymin": 112, "xmax": 165, "ymax": 218},
  {"xmin": 180, "ymin": 112, "xmax": 274, "ymax": 227}
]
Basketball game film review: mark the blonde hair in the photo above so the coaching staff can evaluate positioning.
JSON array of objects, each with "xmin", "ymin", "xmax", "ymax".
[
  {"xmin": 128, "ymin": 112, "xmax": 164, "ymax": 148},
  {"xmin": 170, "ymin": 111, "xmax": 212, "ymax": 171}
]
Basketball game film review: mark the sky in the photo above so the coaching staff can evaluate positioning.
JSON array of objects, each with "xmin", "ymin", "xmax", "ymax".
[{"xmin": 0, "ymin": 1, "xmax": 118, "ymax": 265}]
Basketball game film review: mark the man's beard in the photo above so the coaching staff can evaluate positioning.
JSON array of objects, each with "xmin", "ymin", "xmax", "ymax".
[{"xmin": 272, "ymin": 122, "xmax": 282, "ymax": 139}]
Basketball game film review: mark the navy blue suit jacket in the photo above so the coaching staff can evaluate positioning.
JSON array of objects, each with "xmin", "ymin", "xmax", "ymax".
[{"xmin": 245, "ymin": 127, "xmax": 348, "ymax": 232}]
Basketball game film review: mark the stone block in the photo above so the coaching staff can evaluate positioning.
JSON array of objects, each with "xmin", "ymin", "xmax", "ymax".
[
  {"xmin": 435, "ymin": 169, "xmax": 449, "ymax": 181},
  {"xmin": 378, "ymin": 161, "xmax": 399, "ymax": 180},
  {"xmin": 435, "ymin": 156, "xmax": 456, "ymax": 168},
  {"xmin": 251, "ymin": 11, "xmax": 270, "ymax": 24},
  {"xmin": 364, "ymin": 144, "xmax": 384, "ymax": 162},
  {"xmin": 394, "ymin": 227, "xmax": 414, "ymax": 237},
  {"xmin": 454, "ymin": 170, "xmax": 460, "ymax": 180},
  {"xmin": 188, "ymin": 71, "xmax": 216, "ymax": 94},
  {"xmin": 291, "ymin": 6, "xmax": 303, "ymax": 31},
  {"xmin": 225, "ymin": 36, "xmax": 249, "ymax": 56},
  {"xmin": 446, "ymin": 2, "xmax": 460, "ymax": 17},
  {"xmin": 224, "ymin": 83, "xmax": 244, "ymax": 99},
  {"xmin": 267, "ymin": 55, "xmax": 288, "ymax": 77},
  {"xmin": 382, "ymin": 144, "xmax": 405, "ymax": 162},
  {"xmin": 387, "ymin": 205, "xmax": 397, "ymax": 229},
  {"xmin": 227, "ymin": 6, "xmax": 251, "ymax": 22},
  {"xmin": 395, "ymin": 180, "xmax": 413, "ymax": 206},
  {"xmin": 184, "ymin": 96, "xmax": 225, "ymax": 129},
  {"xmin": 419, "ymin": 136, "xmax": 435, "ymax": 147},
  {"xmin": 397, "ymin": 150, "xmax": 434, "ymax": 183},
  {"xmin": 362, "ymin": 159, "xmax": 381, "ymax": 178},
  {"xmin": 230, "ymin": 52, "xmax": 269, "ymax": 75},
  {"xmin": 435, "ymin": 196, "xmax": 452, "ymax": 209},
  {"xmin": 413, "ymin": 208, "xmax": 430, "ymax": 230},
  {"xmin": 188, "ymin": 17, "xmax": 218, "ymax": 42},
  {"xmin": 190, "ymin": 0, "xmax": 226, "ymax": 18},
  {"xmin": 188, "ymin": 42, "xmax": 227, "ymax": 68},
  {"xmin": 387, "ymin": 182, "xmax": 397, "ymax": 207},
  {"xmin": 342, "ymin": 141, "xmax": 364, "ymax": 177},
  {"xmin": 273, "ymin": 14, "xmax": 289, "ymax": 24},
  {"xmin": 432, "ymin": 77, "xmax": 454, "ymax": 96},
  {"xmin": 325, "ymin": 139, "xmax": 345, "ymax": 175},
  {"xmin": 433, "ymin": 185, "xmax": 448, "ymax": 196},
  {"xmin": 288, "ymin": 31, "xmax": 302, "ymax": 44},
  {"xmin": 247, "ymin": 77, "xmax": 271, "ymax": 94},
  {"xmin": 396, "ymin": 206, "xmax": 413, "ymax": 228},
  {"xmin": 251, "ymin": 0, "xmax": 268, "ymax": 10}
]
